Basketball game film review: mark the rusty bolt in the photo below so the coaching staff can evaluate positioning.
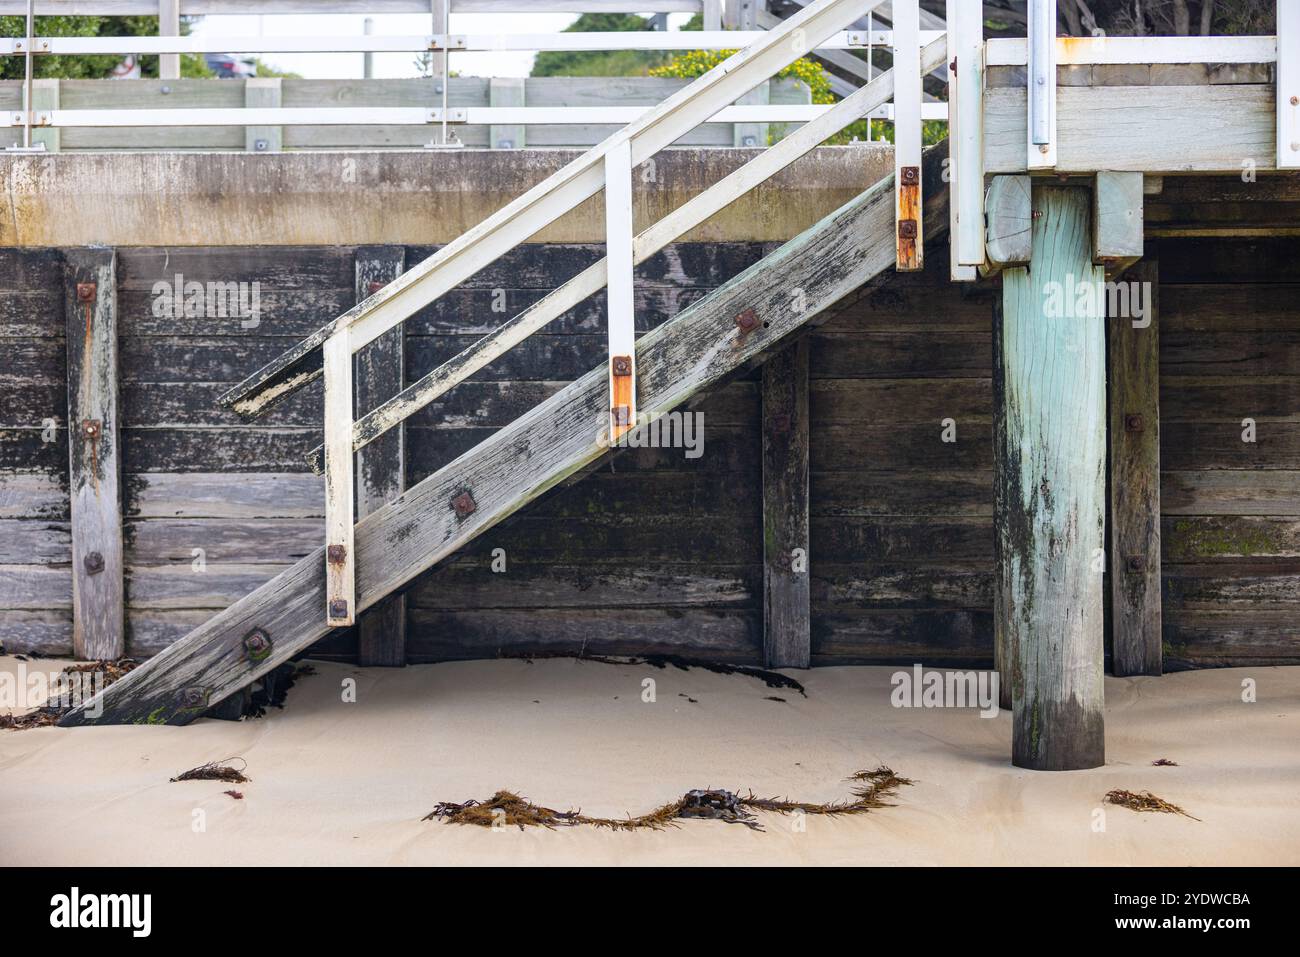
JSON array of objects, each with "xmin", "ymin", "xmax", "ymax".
[
  {"xmin": 83, "ymin": 551, "xmax": 105, "ymax": 576},
  {"xmin": 1126, "ymin": 555, "xmax": 1146, "ymax": 573},
  {"xmin": 611, "ymin": 355, "xmax": 633, "ymax": 377},
  {"xmin": 612, "ymin": 405, "xmax": 632, "ymax": 427},
  {"xmin": 734, "ymin": 309, "xmax": 760, "ymax": 333},
  {"xmin": 76, "ymin": 283, "xmax": 96, "ymax": 303},
  {"xmin": 950, "ymin": 57, "xmax": 958, "ymax": 74},
  {"xmin": 242, "ymin": 628, "xmax": 272, "ymax": 661},
  {"xmin": 769, "ymin": 413, "xmax": 792, "ymax": 434},
  {"xmin": 179, "ymin": 687, "xmax": 209, "ymax": 709},
  {"xmin": 900, "ymin": 165, "xmax": 920, "ymax": 187},
  {"xmin": 326, "ymin": 544, "xmax": 347, "ymax": 565},
  {"xmin": 898, "ymin": 220, "xmax": 918, "ymax": 240},
  {"xmin": 452, "ymin": 490, "xmax": 477, "ymax": 519},
  {"xmin": 81, "ymin": 419, "xmax": 101, "ymax": 440},
  {"xmin": 328, "ymin": 599, "xmax": 350, "ymax": 621},
  {"xmin": 1125, "ymin": 413, "xmax": 1144, "ymax": 433},
  {"xmin": 368, "ymin": 280, "xmax": 386, "ymax": 295},
  {"xmin": 1292, "ymin": 96, "xmax": 1299, "ymax": 106}
]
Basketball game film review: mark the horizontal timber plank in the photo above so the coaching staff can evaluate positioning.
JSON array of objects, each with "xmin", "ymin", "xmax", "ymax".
[
  {"xmin": 1163, "ymin": 516, "xmax": 1300, "ymax": 561},
  {"xmin": 1162, "ymin": 470, "xmax": 1300, "ymax": 515},
  {"xmin": 0, "ymin": 564, "xmax": 72, "ymax": 610},
  {"xmin": 811, "ymin": 470, "xmax": 993, "ymax": 517},
  {"xmin": 127, "ymin": 563, "xmax": 290, "ymax": 610},
  {"xmin": 809, "ymin": 331, "xmax": 992, "ymax": 378},
  {"xmin": 811, "ymin": 609, "xmax": 994, "ymax": 664},
  {"xmin": 125, "ymin": 518, "xmax": 321, "ymax": 565},
  {"xmin": 1161, "ymin": 423, "xmax": 1300, "ymax": 469},
  {"xmin": 0, "ymin": 610, "xmax": 73, "ymax": 657},
  {"xmin": 812, "ymin": 564, "xmax": 993, "ymax": 609},
  {"xmin": 125, "ymin": 472, "xmax": 323, "ymax": 519},
  {"xmin": 0, "ymin": 473, "xmax": 68, "ymax": 520}
]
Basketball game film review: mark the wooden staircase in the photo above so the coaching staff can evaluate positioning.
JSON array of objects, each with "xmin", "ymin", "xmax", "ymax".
[{"xmin": 60, "ymin": 0, "xmax": 949, "ymax": 726}]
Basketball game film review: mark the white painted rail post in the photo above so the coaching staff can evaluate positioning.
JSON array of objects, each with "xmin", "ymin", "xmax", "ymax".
[
  {"xmin": 893, "ymin": 0, "xmax": 923, "ymax": 270},
  {"xmin": 159, "ymin": 0, "xmax": 180, "ymax": 81},
  {"xmin": 946, "ymin": 0, "xmax": 984, "ymax": 279},
  {"xmin": 704, "ymin": 0, "xmax": 724, "ymax": 32},
  {"xmin": 604, "ymin": 138, "xmax": 637, "ymax": 444},
  {"xmin": 324, "ymin": 331, "xmax": 357, "ymax": 626},
  {"xmin": 1279, "ymin": 0, "xmax": 1299, "ymax": 169},
  {"xmin": 1027, "ymin": 0, "xmax": 1057, "ymax": 170}
]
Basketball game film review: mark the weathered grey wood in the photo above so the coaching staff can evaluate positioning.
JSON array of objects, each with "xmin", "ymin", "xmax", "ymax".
[
  {"xmin": 32, "ymin": 79, "xmax": 60, "ymax": 153},
  {"xmin": 127, "ymin": 472, "xmax": 324, "ymax": 519},
  {"xmin": 984, "ymin": 84, "xmax": 1277, "ymax": 174},
  {"xmin": 762, "ymin": 337, "xmax": 810, "ymax": 669},
  {"xmin": 1162, "ymin": 470, "xmax": 1300, "ymax": 516},
  {"xmin": 985, "ymin": 175, "xmax": 1032, "ymax": 267},
  {"xmin": 1093, "ymin": 171, "xmax": 1144, "ymax": 276},
  {"xmin": 489, "ymin": 77, "xmax": 525, "ymax": 150},
  {"xmin": 64, "ymin": 247, "xmax": 125, "ymax": 661},
  {"xmin": 997, "ymin": 186, "xmax": 1106, "ymax": 771},
  {"xmin": 60, "ymin": 144, "xmax": 951, "ymax": 726},
  {"xmin": 244, "ymin": 78, "xmax": 283, "ymax": 153},
  {"xmin": 1109, "ymin": 259, "xmax": 1161, "ymax": 676},
  {"xmin": 354, "ymin": 246, "xmax": 407, "ymax": 666},
  {"xmin": 0, "ymin": 473, "xmax": 68, "ymax": 520},
  {"xmin": 159, "ymin": 0, "xmax": 181, "ymax": 81}
]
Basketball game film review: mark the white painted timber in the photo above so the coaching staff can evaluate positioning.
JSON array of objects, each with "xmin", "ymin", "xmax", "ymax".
[
  {"xmin": 947, "ymin": 0, "xmax": 984, "ymax": 274},
  {"xmin": 892, "ymin": 0, "xmax": 922, "ymax": 271},
  {"xmin": 986, "ymin": 35, "xmax": 1277, "ymax": 66},
  {"xmin": 1279, "ymin": 0, "xmax": 1299, "ymax": 169},
  {"xmin": 311, "ymin": 36, "xmax": 948, "ymax": 469},
  {"xmin": 604, "ymin": 138, "xmax": 637, "ymax": 440},
  {"xmin": 323, "ymin": 331, "xmax": 356, "ymax": 626}
]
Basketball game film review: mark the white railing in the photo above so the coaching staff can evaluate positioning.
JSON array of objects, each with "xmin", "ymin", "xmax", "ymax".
[{"xmin": 208, "ymin": 0, "xmax": 930, "ymax": 626}]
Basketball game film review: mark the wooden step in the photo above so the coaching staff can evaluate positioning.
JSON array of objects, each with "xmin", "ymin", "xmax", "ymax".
[{"xmin": 60, "ymin": 143, "xmax": 949, "ymax": 727}]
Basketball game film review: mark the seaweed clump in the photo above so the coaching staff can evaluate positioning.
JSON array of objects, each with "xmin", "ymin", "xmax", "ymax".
[
  {"xmin": 505, "ymin": 651, "xmax": 807, "ymax": 697},
  {"xmin": 1, "ymin": 658, "xmax": 139, "ymax": 731},
  {"xmin": 1105, "ymin": 789, "xmax": 1199, "ymax": 821},
  {"xmin": 426, "ymin": 766, "xmax": 910, "ymax": 833},
  {"xmin": 170, "ymin": 758, "xmax": 251, "ymax": 785}
]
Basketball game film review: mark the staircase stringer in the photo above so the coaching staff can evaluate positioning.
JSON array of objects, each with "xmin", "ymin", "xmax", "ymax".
[{"xmin": 61, "ymin": 143, "xmax": 950, "ymax": 728}]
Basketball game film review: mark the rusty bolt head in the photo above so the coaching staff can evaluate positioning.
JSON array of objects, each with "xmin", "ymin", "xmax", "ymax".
[
  {"xmin": 76, "ymin": 282, "xmax": 96, "ymax": 303},
  {"xmin": 612, "ymin": 405, "xmax": 632, "ymax": 427},
  {"xmin": 1292, "ymin": 96, "xmax": 1299, "ymax": 106},
  {"xmin": 179, "ymin": 687, "xmax": 209, "ymax": 708},
  {"xmin": 328, "ymin": 599, "xmax": 350, "ymax": 621},
  {"xmin": 83, "ymin": 551, "xmax": 105, "ymax": 576},
  {"xmin": 611, "ymin": 355, "xmax": 633, "ymax": 377},
  {"xmin": 1125, "ymin": 413, "xmax": 1145, "ymax": 433},
  {"xmin": 769, "ymin": 413, "xmax": 792, "ymax": 434},
  {"xmin": 81, "ymin": 419, "xmax": 100, "ymax": 440},
  {"xmin": 900, "ymin": 165, "xmax": 920, "ymax": 187},
  {"xmin": 734, "ymin": 309, "xmax": 760, "ymax": 333},
  {"xmin": 243, "ymin": 629, "xmax": 272, "ymax": 661},
  {"xmin": 452, "ymin": 490, "xmax": 477, "ymax": 519},
  {"xmin": 898, "ymin": 220, "xmax": 918, "ymax": 240},
  {"xmin": 1126, "ymin": 555, "xmax": 1146, "ymax": 573},
  {"xmin": 326, "ymin": 544, "xmax": 347, "ymax": 565}
]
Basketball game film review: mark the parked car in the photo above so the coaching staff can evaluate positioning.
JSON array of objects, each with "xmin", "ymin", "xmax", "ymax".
[{"xmin": 205, "ymin": 54, "xmax": 258, "ymax": 78}]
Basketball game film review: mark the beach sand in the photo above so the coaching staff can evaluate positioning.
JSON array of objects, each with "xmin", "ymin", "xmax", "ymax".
[{"xmin": 2, "ymin": 655, "xmax": 1296, "ymax": 866}]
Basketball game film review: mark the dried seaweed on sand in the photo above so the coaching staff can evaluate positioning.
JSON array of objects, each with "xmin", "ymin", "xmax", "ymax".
[
  {"xmin": 1105, "ymin": 788, "xmax": 1199, "ymax": 821},
  {"xmin": 170, "ymin": 758, "xmax": 251, "ymax": 784},
  {"xmin": 1, "ymin": 658, "xmax": 139, "ymax": 731},
  {"xmin": 503, "ymin": 651, "xmax": 806, "ymax": 696},
  {"xmin": 426, "ymin": 766, "xmax": 910, "ymax": 832}
]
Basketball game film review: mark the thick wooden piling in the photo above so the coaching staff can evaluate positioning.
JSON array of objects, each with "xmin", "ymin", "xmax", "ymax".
[{"xmin": 996, "ymin": 185, "xmax": 1107, "ymax": 771}]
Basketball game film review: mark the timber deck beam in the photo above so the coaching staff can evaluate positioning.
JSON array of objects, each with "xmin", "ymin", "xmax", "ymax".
[{"xmin": 60, "ymin": 143, "xmax": 951, "ymax": 727}]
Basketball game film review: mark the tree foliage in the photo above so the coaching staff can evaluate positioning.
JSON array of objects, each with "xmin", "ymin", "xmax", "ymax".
[{"xmin": 0, "ymin": 15, "xmax": 209, "ymax": 80}]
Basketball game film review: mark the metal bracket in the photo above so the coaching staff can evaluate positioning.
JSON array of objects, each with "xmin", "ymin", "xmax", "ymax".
[
  {"xmin": 424, "ymin": 108, "xmax": 467, "ymax": 124},
  {"xmin": 898, "ymin": 219, "xmax": 918, "ymax": 240},
  {"xmin": 426, "ymin": 34, "xmax": 468, "ymax": 50}
]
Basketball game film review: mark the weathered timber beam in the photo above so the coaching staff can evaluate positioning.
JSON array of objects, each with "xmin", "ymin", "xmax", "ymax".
[
  {"xmin": 996, "ymin": 184, "xmax": 1106, "ymax": 771},
  {"xmin": 984, "ymin": 174, "xmax": 1032, "ymax": 273},
  {"xmin": 1093, "ymin": 170, "xmax": 1144, "ymax": 279},
  {"xmin": 1108, "ymin": 259, "xmax": 1161, "ymax": 677},
  {"xmin": 59, "ymin": 142, "xmax": 951, "ymax": 727},
  {"xmin": 762, "ymin": 338, "xmax": 810, "ymax": 669},
  {"xmin": 64, "ymin": 248, "xmax": 124, "ymax": 661},
  {"xmin": 355, "ymin": 247, "xmax": 408, "ymax": 667}
]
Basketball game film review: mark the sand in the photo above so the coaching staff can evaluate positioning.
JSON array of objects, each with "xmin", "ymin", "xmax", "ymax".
[{"xmin": 1, "ymin": 655, "xmax": 1297, "ymax": 866}]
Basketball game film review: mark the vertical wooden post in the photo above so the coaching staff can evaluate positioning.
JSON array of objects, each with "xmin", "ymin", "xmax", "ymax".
[
  {"xmin": 355, "ymin": 247, "xmax": 407, "ymax": 667},
  {"xmin": 159, "ymin": 0, "xmax": 181, "ymax": 81},
  {"xmin": 324, "ymin": 331, "xmax": 356, "ymax": 627},
  {"xmin": 703, "ymin": 0, "xmax": 723, "ymax": 32},
  {"xmin": 997, "ymin": 185, "xmax": 1106, "ymax": 771},
  {"xmin": 605, "ymin": 139, "xmax": 637, "ymax": 444},
  {"xmin": 1277, "ymin": 0, "xmax": 1299, "ymax": 169},
  {"xmin": 489, "ymin": 77, "xmax": 525, "ymax": 150},
  {"xmin": 245, "ymin": 77, "xmax": 283, "ymax": 153},
  {"xmin": 32, "ymin": 79, "xmax": 60, "ymax": 153},
  {"xmin": 1109, "ymin": 259, "xmax": 1161, "ymax": 676},
  {"xmin": 762, "ymin": 338, "xmax": 810, "ymax": 669},
  {"xmin": 892, "ymin": 0, "xmax": 923, "ymax": 271},
  {"xmin": 64, "ymin": 248, "xmax": 124, "ymax": 661},
  {"xmin": 430, "ymin": 0, "xmax": 449, "ymax": 81}
]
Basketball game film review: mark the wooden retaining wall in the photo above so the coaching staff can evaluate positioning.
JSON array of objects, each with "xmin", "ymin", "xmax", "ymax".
[{"xmin": 1, "ymin": 237, "xmax": 1296, "ymax": 668}]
